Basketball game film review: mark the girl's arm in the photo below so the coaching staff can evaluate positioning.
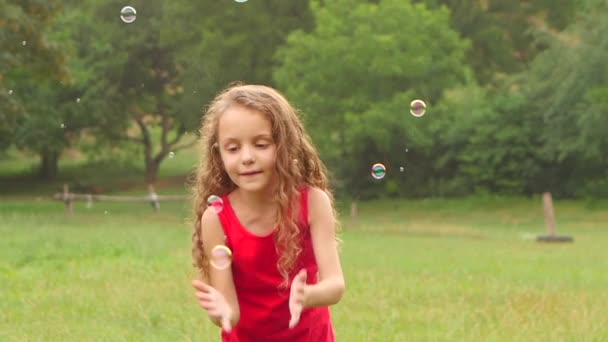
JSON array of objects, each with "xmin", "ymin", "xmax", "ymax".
[
  {"xmin": 305, "ymin": 187, "xmax": 346, "ymax": 308},
  {"xmin": 200, "ymin": 206, "xmax": 240, "ymax": 328}
]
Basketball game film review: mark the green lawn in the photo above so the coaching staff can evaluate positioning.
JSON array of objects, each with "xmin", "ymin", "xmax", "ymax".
[{"xmin": 1, "ymin": 196, "xmax": 607, "ymax": 341}]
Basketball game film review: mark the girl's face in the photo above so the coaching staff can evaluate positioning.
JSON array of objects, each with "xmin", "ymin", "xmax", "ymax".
[{"xmin": 217, "ymin": 105, "xmax": 278, "ymax": 194}]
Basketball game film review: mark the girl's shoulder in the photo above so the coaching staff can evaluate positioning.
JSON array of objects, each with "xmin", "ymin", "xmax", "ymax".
[
  {"xmin": 304, "ymin": 186, "xmax": 333, "ymax": 220},
  {"xmin": 305, "ymin": 186, "xmax": 330, "ymax": 203}
]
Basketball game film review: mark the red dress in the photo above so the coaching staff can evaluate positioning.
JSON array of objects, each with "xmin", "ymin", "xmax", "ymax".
[{"xmin": 216, "ymin": 186, "xmax": 336, "ymax": 342}]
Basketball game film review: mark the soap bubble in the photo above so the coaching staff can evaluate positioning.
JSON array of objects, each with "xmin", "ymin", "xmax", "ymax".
[
  {"xmin": 168, "ymin": 151, "xmax": 175, "ymax": 158},
  {"xmin": 120, "ymin": 6, "xmax": 137, "ymax": 24},
  {"xmin": 410, "ymin": 99, "xmax": 426, "ymax": 117},
  {"xmin": 210, "ymin": 245, "xmax": 232, "ymax": 270},
  {"xmin": 371, "ymin": 163, "xmax": 386, "ymax": 180},
  {"xmin": 207, "ymin": 195, "xmax": 224, "ymax": 214}
]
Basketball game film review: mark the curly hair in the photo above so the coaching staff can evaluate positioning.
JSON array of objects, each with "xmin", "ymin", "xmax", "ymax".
[{"xmin": 191, "ymin": 82, "xmax": 340, "ymax": 286}]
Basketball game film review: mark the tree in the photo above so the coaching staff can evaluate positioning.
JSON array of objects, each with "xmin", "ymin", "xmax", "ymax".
[
  {"xmin": 68, "ymin": 0, "xmax": 313, "ymax": 184},
  {"xmin": 0, "ymin": 0, "xmax": 66, "ymax": 152},
  {"xmin": 275, "ymin": 0, "xmax": 471, "ymax": 199},
  {"xmin": 417, "ymin": 0, "xmax": 578, "ymax": 86}
]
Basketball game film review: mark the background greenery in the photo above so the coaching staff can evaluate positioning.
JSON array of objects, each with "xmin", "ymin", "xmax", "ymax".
[
  {"xmin": 1, "ymin": 1, "xmax": 607, "ymax": 340},
  {"xmin": 2, "ymin": 0, "xmax": 607, "ymax": 199}
]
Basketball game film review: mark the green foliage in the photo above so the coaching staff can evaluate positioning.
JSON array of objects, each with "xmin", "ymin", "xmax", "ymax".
[
  {"xmin": 0, "ymin": 0, "xmax": 66, "ymax": 151},
  {"xmin": 275, "ymin": 0, "xmax": 471, "ymax": 199},
  {"xmin": 418, "ymin": 0, "xmax": 579, "ymax": 85}
]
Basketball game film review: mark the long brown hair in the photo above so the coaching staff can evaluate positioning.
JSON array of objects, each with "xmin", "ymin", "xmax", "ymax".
[{"xmin": 191, "ymin": 82, "xmax": 340, "ymax": 285}]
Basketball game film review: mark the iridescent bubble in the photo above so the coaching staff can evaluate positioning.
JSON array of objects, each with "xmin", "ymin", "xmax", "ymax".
[
  {"xmin": 410, "ymin": 99, "xmax": 426, "ymax": 117},
  {"xmin": 371, "ymin": 163, "xmax": 386, "ymax": 180},
  {"xmin": 168, "ymin": 151, "xmax": 175, "ymax": 158},
  {"xmin": 120, "ymin": 6, "xmax": 137, "ymax": 24},
  {"xmin": 207, "ymin": 195, "xmax": 224, "ymax": 214},
  {"xmin": 210, "ymin": 245, "xmax": 232, "ymax": 270}
]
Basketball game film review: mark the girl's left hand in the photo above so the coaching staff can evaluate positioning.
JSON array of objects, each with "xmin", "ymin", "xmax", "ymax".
[{"xmin": 288, "ymin": 269, "xmax": 307, "ymax": 329}]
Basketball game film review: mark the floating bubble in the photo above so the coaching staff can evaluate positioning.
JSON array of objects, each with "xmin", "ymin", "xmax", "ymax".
[
  {"xmin": 210, "ymin": 245, "xmax": 232, "ymax": 270},
  {"xmin": 8, "ymin": 89, "xmax": 13, "ymax": 95},
  {"xmin": 207, "ymin": 195, "xmax": 224, "ymax": 214},
  {"xmin": 120, "ymin": 6, "xmax": 137, "ymax": 24},
  {"xmin": 76, "ymin": 98, "xmax": 81, "ymax": 103},
  {"xmin": 60, "ymin": 123, "xmax": 66, "ymax": 129},
  {"xmin": 234, "ymin": 0, "xmax": 248, "ymax": 3},
  {"xmin": 405, "ymin": 148, "xmax": 409, "ymax": 153},
  {"xmin": 168, "ymin": 151, "xmax": 175, "ymax": 159},
  {"xmin": 21, "ymin": 41, "xmax": 27, "ymax": 46},
  {"xmin": 371, "ymin": 163, "xmax": 386, "ymax": 180},
  {"xmin": 399, "ymin": 166, "xmax": 405, "ymax": 172},
  {"xmin": 104, "ymin": 210, "xmax": 108, "ymax": 215},
  {"xmin": 410, "ymin": 99, "xmax": 426, "ymax": 117}
]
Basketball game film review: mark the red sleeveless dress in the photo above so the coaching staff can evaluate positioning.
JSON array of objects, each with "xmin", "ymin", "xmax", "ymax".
[{"xmin": 216, "ymin": 186, "xmax": 336, "ymax": 342}]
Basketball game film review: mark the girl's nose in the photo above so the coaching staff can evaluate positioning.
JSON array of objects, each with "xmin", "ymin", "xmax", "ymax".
[{"xmin": 241, "ymin": 147, "xmax": 255, "ymax": 164}]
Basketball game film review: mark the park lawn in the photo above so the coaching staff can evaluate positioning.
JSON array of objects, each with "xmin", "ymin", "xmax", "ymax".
[{"xmin": 1, "ymin": 197, "xmax": 607, "ymax": 341}]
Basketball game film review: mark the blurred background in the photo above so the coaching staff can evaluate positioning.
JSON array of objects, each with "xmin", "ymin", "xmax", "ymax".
[{"xmin": 1, "ymin": 0, "xmax": 607, "ymax": 341}]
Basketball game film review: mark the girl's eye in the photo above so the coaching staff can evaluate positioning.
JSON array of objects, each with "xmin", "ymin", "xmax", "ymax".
[
  {"xmin": 256, "ymin": 144, "xmax": 269, "ymax": 148},
  {"xmin": 226, "ymin": 146, "xmax": 238, "ymax": 152}
]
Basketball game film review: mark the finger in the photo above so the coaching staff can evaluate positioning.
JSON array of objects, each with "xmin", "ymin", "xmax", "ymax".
[
  {"xmin": 192, "ymin": 280, "xmax": 212, "ymax": 292},
  {"xmin": 289, "ymin": 311, "xmax": 300, "ymax": 329},
  {"xmin": 300, "ymin": 269, "xmax": 307, "ymax": 283},
  {"xmin": 292, "ymin": 269, "xmax": 307, "ymax": 286},
  {"xmin": 221, "ymin": 315, "xmax": 232, "ymax": 333},
  {"xmin": 199, "ymin": 299, "xmax": 216, "ymax": 310},
  {"xmin": 195, "ymin": 292, "xmax": 213, "ymax": 301}
]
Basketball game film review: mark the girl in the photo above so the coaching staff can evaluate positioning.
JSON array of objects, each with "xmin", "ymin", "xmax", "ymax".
[{"xmin": 191, "ymin": 83, "xmax": 345, "ymax": 341}]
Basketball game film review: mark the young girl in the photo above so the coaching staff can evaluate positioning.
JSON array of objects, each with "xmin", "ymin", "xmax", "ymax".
[{"xmin": 190, "ymin": 83, "xmax": 345, "ymax": 341}]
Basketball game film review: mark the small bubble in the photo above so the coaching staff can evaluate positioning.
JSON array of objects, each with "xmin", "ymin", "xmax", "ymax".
[
  {"xmin": 120, "ymin": 6, "xmax": 137, "ymax": 24},
  {"xmin": 371, "ymin": 163, "xmax": 386, "ymax": 180},
  {"xmin": 405, "ymin": 148, "xmax": 409, "ymax": 153},
  {"xmin": 21, "ymin": 41, "xmax": 27, "ymax": 46},
  {"xmin": 400, "ymin": 166, "xmax": 405, "ymax": 172},
  {"xmin": 8, "ymin": 89, "xmax": 13, "ymax": 95},
  {"xmin": 104, "ymin": 210, "xmax": 108, "ymax": 215},
  {"xmin": 60, "ymin": 123, "xmax": 66, "ymax": 129},
  {"xmin": 207, "ymin": 195, "xmax": 224, "ymax": 214},
  {"xmin": 210, "ymin": 245, "xmax": 232, "ymax": 270},
  {"xmin": 410, "ymin": 99, "xmax": 426, "ymax": 117},
  {"xmin": 168, "ymin": 151, "xmax": 175, "ymax": 158},
  {"xmin": 234, "ymin": 0, "xmax": 248, "ymax": 3},
  {"xmin": 76, "ymin": 98, "xmax": 81, "ymax": 103}
]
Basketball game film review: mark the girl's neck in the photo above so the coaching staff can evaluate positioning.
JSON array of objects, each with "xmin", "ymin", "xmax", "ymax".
[{"xmin": 232, "ymin": 186, "xmax": 276, "ymax": 211}]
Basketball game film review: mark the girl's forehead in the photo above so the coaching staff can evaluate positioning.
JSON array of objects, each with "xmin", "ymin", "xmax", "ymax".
[{"xmin": 218, "ymin": 105, "xmax": 272, "ymax": 140}]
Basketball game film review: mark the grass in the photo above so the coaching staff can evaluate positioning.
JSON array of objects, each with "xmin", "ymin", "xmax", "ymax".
[
  {"xmin": 0, "ymin": 146, "xmax": 198, "ymax": 197},
  {"xmin": 1, "ymin": 196, "xmax": 607, "ymax": 341}
]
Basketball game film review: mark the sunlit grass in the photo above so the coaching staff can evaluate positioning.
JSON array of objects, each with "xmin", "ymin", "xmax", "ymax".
[{"xmin": 1, "ymin": 198, "xmax": 607, "ymax": 341}]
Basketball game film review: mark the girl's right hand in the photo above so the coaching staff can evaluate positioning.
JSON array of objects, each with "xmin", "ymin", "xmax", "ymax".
[{"xmin": 192, "ymin": 280, "xmax": 233, "ymax": 332}]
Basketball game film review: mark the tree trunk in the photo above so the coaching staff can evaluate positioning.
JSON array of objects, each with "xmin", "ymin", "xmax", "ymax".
[
  {"xmin": 145, "ymin": 160, "xmax": 159, "ymax": 185},
  {"xmin": 39, "ymin": 150, "xmax": 59, "ymax": 180}
]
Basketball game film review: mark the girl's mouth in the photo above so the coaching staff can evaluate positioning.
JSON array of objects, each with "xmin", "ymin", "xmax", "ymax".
[{"xmin": 241, "ymin": 171, "xmax": 261, "ymax": 176}]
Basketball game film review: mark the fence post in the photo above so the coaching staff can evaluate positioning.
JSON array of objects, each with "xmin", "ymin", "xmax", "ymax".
[
  {"xmin": 148, "ymin": 184, "xmax": 160, "ymax": 212},
  {"xmin": 86, "ymin": 194, "xmax": 93, "ymax": 209},
  {"xmin": 537, "ymin": 192, "xmax": 574, "ymax": 243},
  {"xmin": 63, "ymin": 184, "xmax": 73, "ymax": 217},
  {"xmin": 543, "ymin": 192, "xmax": 556, "ymax": 237},
  {"xmin": 350, "ymin": 200, "xmax": 357, "ymax": 223}
]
